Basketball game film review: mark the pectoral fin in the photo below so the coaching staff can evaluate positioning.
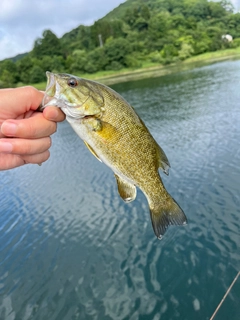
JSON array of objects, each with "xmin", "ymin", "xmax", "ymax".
[
  {"xmin": 114, "ymin": 174, "xmax": 137, "ymax": 203},
  {"xmin": 96, "ymin": 120, "xmax": 119, "ymax": 141},
  {"xmin": 84, "ymin": 117, "xmax": 119, "ymax": 142},
  {"xmin": 84, "ymin": 141, "xmax": 102, "ymax": 162}
]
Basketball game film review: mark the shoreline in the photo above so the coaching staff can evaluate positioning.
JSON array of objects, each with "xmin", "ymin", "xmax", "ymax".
[
  {"xmin": 96, "ymin": 52, "xmax": 240, "ymax": 86},
  {"xmin": 32, "ymin": 48, "xmax": 240, "ymax": 89}
]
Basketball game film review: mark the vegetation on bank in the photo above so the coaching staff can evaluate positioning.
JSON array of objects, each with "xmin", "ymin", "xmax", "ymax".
[
  {"xmin": 29, "ymin": 46, "xmax": 240, "ymax": 90},
  {"xmin": 0, "ymin": 0, "xmax": 240, "ymax": 88}
]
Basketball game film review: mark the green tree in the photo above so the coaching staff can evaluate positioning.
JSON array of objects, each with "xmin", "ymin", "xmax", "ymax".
[
  {"xmin": 220, "ymin": 0, "xmax": 234, "ymax": 13},
  {"xmin": 125, "ymin": 53, "xmax": 142, "ymax": 68},
  {"xmin": 133, "ymin": 17, "xmax": 149, "ymax": 32},
  {"xmin": 37, "ymin": 55, "xmax": 65, "ymax": 73},
  {"xmin": 178, "ymin": 43, "xmax": 194, "ymax": 60},
  {"xmin": 87, "ymin": 47, "xmax": 109, "ymax": 71},
  {"xmin": 171, "ymin": 14, "xmax": 186, "ymax": 28},
  {"xmin": 141, "ymin": 5, "xmax": 150, "ymax": 20},
  {"xmin": 91, "ymin": 19, "xmax": 125, "ymax": 47},
  {"xmin": 208, "ymin": 1, "xmax": 227, "ymax": 19},
  {"xmin": 104, "ymin": 38, "xmax": 132, "ymax": 67},
  {"xmin": 183, "ymin": 0, "xmax": 209, "ymax": 20},
  {"xmin": 206, "ymin": 26, "xmax": 223, "ymax": 51},
  {"xmin": 147, "ymin": 11, "xmax": 172, "ymax": 51},
  {"xmin": 149, "ymin": 11, "xmax": 171, "ymax": 35},
  {"xmin": 0, "ymin": 70, "xmax": 16, "ymax": 88},
  {"xmin": 32, "ymin": 30, "xmax": 62, "ymax": 58},
  {"xmin": 226, "ymin": 13, "xmax": 240, "ymax": 38},
  {"xmin": 29, "ymin": 65, "xmax": 45, "ymax": 83},
  {"xmin": 61, "ymin": 25, "xmax": 93, "ymax": 51},
  {"xmin": 123, "ymin": 7, "xmax": 140, "ymax": 27},
  {"xmin": 192, "ymin": 32, "xmax": 211, "ymax": 54},
  {"xmin": 160, "ymin": 44, "xmax": 179, "ymax": 64},
  {"xmin": 16, "ymin": 56, "xmax": 34, "ymax": 83},
  {"xmin": 68, "ymin": 50, "xmax": 88, "ymax": 73},
  {"xmin": 0, "ymin": 59, "xmax": 18, "ymax": 83},
  {"xmin": 0, "ymin": 0, "xmax": 238, "ymax": 82}
]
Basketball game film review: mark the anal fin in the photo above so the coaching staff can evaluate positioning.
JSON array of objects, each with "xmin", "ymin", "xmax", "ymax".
[{"xmin": 114, "ymin": 174, "xmax": 137, "ymax": 203}]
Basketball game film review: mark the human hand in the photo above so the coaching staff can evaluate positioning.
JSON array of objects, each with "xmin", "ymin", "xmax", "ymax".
[{"xmin": 0, "ymin": 86, "xmax": 65, "ymax": 170}]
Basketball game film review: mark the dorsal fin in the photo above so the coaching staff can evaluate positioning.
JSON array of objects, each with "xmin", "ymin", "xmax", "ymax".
[
  {"xmin": 156, "ymin": 145, "xmax": 170, "ymax": 175},
  {"xmin": 138, "ymin": 116, "xmax": 170, "ymax": 175}
]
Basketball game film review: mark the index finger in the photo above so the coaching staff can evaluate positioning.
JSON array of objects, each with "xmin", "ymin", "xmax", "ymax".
[{"xmin": 0, "ymin": 87, "xmax": 44, "ymax": 118}]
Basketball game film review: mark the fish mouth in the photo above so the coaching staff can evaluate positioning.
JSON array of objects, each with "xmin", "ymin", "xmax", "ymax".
[
  {"xmin": 40, "ymin": 72, "xmax": 101, "ymax": 121},
  {"xmin": 41, "ymin": 72, "xmax": 66, "ymax": 109},
  {"xmin": 40, "ymin": 72, "xmax": 86, "ymax": 120}
]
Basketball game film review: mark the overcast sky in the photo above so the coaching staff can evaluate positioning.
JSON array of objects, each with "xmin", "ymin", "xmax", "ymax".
[
  {"xmin": 231, "ymin": 0, "xmax": 240, "ymax": 10},
  {"xmin": 0, "ymin": 0, "xmax": 125, "ymax": 60},
  {"xmin": 0, "ymin": 0, "xmax": 239, "ymax": 61}
]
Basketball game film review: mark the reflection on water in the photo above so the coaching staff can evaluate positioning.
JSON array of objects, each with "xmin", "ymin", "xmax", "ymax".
[{"xmin": 0, "ymin": 60, "xmax": 240, "ymax": 320}]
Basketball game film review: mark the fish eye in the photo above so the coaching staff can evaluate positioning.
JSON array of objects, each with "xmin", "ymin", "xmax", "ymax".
[{"xmin": 67, "ymin": 78, "xmax": 78, "ymax": 88}]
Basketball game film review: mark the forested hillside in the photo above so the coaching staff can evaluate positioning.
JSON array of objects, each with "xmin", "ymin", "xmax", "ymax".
[{"xmin": 0, "ymin": 0, "xmax": 240, "ymax": 87}]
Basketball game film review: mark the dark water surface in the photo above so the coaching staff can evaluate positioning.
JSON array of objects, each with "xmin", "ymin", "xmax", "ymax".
[{"xmin": 1, "ymin": 60, "xmax": 240, "ymax": 320}]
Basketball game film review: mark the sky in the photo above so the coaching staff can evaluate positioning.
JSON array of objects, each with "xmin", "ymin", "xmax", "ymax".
[
  {"xmin": 0, "ymin": 0, "xmax": 239, "ymax": 61},
  {"xmin": 0, "ymin": 0, "xmax": 125, "ymax": 60}
]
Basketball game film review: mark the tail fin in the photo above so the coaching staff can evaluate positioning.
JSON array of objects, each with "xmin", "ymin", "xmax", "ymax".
[{"xmin": 149, "ymin": 195, "xmax": 187, "ymax": 239}]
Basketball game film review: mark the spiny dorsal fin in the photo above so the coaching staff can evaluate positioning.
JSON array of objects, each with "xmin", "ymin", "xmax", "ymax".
[
  {"xmin": 84, "ymin": 141, "xmax": 102, "ymax": 162},
  {"xmin": 114, "ymin": 174, "xmax": 137, "ymax": 203}
]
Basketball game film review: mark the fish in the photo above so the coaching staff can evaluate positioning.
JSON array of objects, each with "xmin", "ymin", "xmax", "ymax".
[{"xmin": 40, "ymin": 72, "xmax": 187, "ymax": 239}]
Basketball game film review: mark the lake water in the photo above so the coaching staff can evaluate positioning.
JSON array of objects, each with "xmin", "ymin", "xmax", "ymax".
[{"xmin": 0, "ymin": 60, "xmax": 240, "ymax": 320}]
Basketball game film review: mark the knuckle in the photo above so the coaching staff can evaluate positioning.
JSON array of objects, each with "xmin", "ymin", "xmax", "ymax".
[
  {"xmin": 42, "ymin": 150, "xmax": 50, "ymax": 162},
  {"xmin": 28, "ymin": 121, "xmax": 38, "ymax": 138},
  {"xmin": 24, "ymin": 86, "xmax": 39, "ymax": 100},
  {"xmin": 24, "ymin": 142, "xmax": 33, "ymax": 155},
  {"xmin": 48, "ymin": 137, "xmax": 52, "ymax": 148}
]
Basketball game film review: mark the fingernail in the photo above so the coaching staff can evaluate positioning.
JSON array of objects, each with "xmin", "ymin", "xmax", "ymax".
[
  {"xmin": 1, "ymin": 122, "xmax": 17, "ymax": 136},
  {"xmin": 0, "ymin": 141, "xmax": 13, "ymax": 152}
]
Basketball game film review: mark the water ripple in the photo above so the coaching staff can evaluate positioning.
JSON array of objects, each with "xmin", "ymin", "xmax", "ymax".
[{"xmin": 0, "ymin": 60, "xmax": 240, "ymax": 319}]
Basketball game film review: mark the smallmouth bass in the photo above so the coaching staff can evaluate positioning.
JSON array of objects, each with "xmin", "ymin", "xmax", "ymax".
[{"xmin": 41, "ymin": 72, "xmax": 187, "ymax": 239}]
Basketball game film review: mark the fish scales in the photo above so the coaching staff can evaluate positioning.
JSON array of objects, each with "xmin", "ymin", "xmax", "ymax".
[{"xmin": 41, "ymin": 72, "xmax": 187, "ymax": 239}]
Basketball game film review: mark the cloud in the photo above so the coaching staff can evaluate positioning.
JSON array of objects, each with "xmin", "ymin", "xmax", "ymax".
[
  {"xmin": 0, "ymin": 0, "xmax": 125, "ymax": 60},
  {"xmin": 231, "ymin": 0, "xmax": 240, "ymax": 10}
]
